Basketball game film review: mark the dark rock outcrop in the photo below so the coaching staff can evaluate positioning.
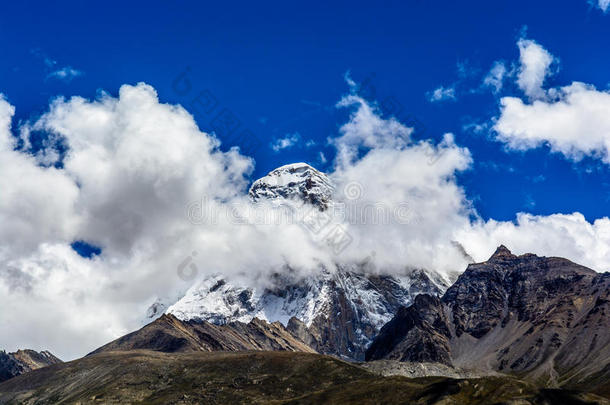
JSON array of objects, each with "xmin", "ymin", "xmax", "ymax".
[
  {"xmin": 0, "ymin": 349, "xmax": 61, "ymax": 383},
  {"xmin": 365, "ymin": 294, "xmax": 451, "ymax": 364},
  {"xmin": 366, "ymin": 246, "xmax": 610, "ymax": 395}
]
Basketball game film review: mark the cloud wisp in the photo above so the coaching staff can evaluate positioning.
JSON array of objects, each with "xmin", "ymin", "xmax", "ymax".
[
  {"xmin": 47, "ymin": 66, "xmax": 83, "ymax": 82},
  {"xmin": 271, "ymin": 132, "xmax": 300, "ymax": 152},
  {"xmin": 427, "ymin": 85, "xmax": 456, "ymax": 103},
  {"xmin": 31, "ymin": 49, "xmax": 83, "ymax": 83}
]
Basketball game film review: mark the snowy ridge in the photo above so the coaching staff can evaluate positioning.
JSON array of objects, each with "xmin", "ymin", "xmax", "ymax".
[
  {"xmin": 166, "ymin": 266, "xmax": 449, "ymax": 358},
  {"xmin": 168, "ymin": 271, "xmax": 335, "ymax": 327}
]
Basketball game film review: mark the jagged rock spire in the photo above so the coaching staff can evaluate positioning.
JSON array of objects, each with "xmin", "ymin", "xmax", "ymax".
[{"xmin": 489, "ymin": 245, "xmax": 515, "ymax": 261}]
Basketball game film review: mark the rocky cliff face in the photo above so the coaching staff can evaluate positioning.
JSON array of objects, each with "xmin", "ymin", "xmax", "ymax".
[
  {"xmin": 168, "ymin": 268, "xmax": 448, "ymax": 360},
  {"xmin": 366, "ymin": 246, "xmax": 610, "ymax": 393},
  {"xmin": 0, "ymin": 349, "xmax": 61, "ymax": 383}
]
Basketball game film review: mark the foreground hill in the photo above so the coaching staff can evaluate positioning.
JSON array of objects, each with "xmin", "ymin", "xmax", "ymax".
[
  {"xmin": 0, "ymin": 350, "xmax": 607, "ymax": 404},
  {"xmin": 0, "ymin": 350, "xmax": 61, "ymax": 383},
  {"xmin": 366, "ymin": 246, "xmax": 610, "ymax": 397},
  {"xmin": 90, "ymin": 313, "xmax": 314, "ymax": 355}
]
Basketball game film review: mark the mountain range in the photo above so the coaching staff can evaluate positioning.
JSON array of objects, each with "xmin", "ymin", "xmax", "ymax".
[{"xmin": 1, "ymin": 163, "xmax": 609, "ymax": 404}]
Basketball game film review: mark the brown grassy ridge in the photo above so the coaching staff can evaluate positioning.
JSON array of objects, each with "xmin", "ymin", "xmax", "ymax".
[{"xmin": 0, "ymin": 350, "xmax": 608, "ymax": 405}]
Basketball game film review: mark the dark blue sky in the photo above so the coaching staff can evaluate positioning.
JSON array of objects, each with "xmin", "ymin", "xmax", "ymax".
[{"xmin": 1, "ymin": 0, "xmax": 609, "ymax": 222}]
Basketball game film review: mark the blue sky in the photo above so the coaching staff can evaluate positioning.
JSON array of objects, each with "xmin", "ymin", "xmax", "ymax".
[{"xmin": 1, "ymin": 0, "xmax": 610, "ymax": 224}]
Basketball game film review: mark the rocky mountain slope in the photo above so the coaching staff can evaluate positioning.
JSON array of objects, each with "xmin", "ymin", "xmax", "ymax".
[
  {"xmin": 167, "ymin": 268, "xmax": 447, "ymax": 360},
  {"xmin": 0, "ymin": 349, "xmax": 61, "ymax": 383},
  {"xmin": 2, "ymin": 350, "xmax": 607, "ymax": 405},
  {"xmin": 90, "ymin": 313, "xmax": 314, "ymax": 355},
  {"xmin": 366, "ymin": 245, "xmax": 610, "ymax": 397},
  {"xmin": 162, "ymin": 162, "xmax": 449, "ymax": 360}
]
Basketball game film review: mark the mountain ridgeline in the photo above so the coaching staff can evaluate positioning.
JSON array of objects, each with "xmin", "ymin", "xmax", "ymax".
[
  {"xmin": 366, "ymin": 245, "xmax": 610, "ymax": 396},
  {"xmin": 0, "ymin": 350, "xmax": 61, "ymax": 383},
  {"xmin": 1, "ymin": 163, "xmax": 609, "ymax": 403}
]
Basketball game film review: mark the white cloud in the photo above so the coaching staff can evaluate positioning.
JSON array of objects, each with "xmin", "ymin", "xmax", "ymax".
[
  {"xmin": 458, "ymin": 213, "xmax": 610, "ymax": 272},
  {"xmin": 333, "ymin": 94, "xmax": 412, "ymax": 165},
  {"xmin": 516, "ymin": 38, "xmax": 557, "ymax": 99},
  {"xmin": 0, "ymin": 96, "xmax": 80, "ymax": 258},
  {"xmin": 491, "ymin": 37, "xmax": 610, "ymax": 164},
  {"xmin": 30, "ymin": 50, "xmax": 83, "ymax": 82},
  {"xmin": 483, "ymin": 61, "xmax": 508, "ymax": 94},
  {"xmin": 47, "ymin": 66, "xmax": 83, "ymax": 82},
  {"xmin": 495, "ymin": 82, "xmax": 610, "ymax": 163},
  {"xmin": 427, "ymin": 85, "xmax": 456, "ymax": 102},
  {"xmin": 271, "ymin": 132, "xmax": 300, "ymax": 152}
]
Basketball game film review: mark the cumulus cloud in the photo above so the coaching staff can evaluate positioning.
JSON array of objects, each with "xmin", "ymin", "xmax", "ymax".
[
  {"xmin": 495, "ymin": 82, "xmax": 610, "ymax": 162},
  {"xmin": 0, "ymin": 96, "xmax": 80, "ymax": 258},
  {"xmin": 427, "ymin": 85, "xmax": 456, "ymax": 102},
  {"xmin": 516, "ymin": 38, "xmax": 557, "ymax": 99},
  {"xmin": 328, "ymin": 94, "xmax": 474, "ymax": 276},
  {"xmin": 271, "ymin": 132, "xmax": 300, "ymax": 152},
  {"xmin": 0, "ymin": 84, "xmax": 311, "ymax": 359},
  {"xmin": 491, "ymin": 37, "xmax": 610, "ymax": 164}
]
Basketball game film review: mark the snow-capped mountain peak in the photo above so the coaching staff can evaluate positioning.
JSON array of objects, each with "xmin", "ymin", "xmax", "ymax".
[
  {"xmin": 248, "ymin": 162, "xmax": 333, "ymax": 210},
  {"xmin": 155, "ymin": 162, "xmax": 450, "ymax": 360}
]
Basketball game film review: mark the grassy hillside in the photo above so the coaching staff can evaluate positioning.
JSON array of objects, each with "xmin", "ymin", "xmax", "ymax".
[{"xmin": 0, "ymin": 351, "xmax": 607, "ymax": 405}]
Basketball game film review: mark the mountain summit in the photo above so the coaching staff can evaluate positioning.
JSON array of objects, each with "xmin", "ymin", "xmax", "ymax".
[
  {"xmin": 248, "ymin": 163, "xmax": 334, "ymax": 210},
  {"xmin": 489, "ymin": 244, "xmax": 515, "ymax": 261}
]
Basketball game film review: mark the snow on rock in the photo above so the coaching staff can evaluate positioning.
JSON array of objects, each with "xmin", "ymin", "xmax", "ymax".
[
  {"xmin": 167, "ymin": 266, "xmax": 449, "ymax": 359},
  {"xmin": 248, "ymin": 163, "xmax": 334, "ymax": 210}
]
